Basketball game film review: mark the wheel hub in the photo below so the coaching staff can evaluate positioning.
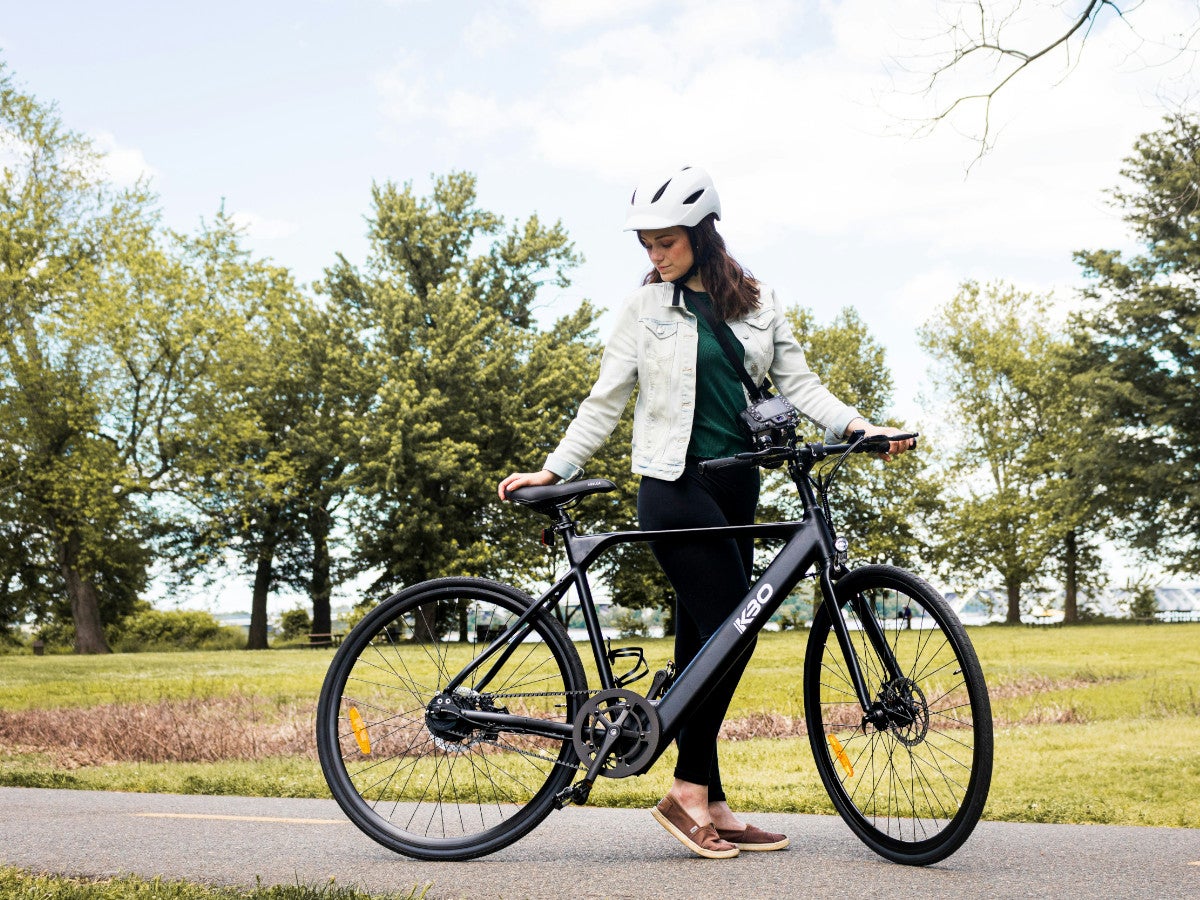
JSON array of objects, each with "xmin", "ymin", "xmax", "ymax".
[
  {"xmin": 425, "ymin": 691, "xmax": 500, "ymax": 752},
  {"xmin": 877, "ymin": 678, "xmax": 929, "ymax": 746}
]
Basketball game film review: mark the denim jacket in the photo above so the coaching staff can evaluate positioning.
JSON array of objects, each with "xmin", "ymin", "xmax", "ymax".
[{"xmin": 544, "ymin": 282, "xmax": 860, "ymax": 482}]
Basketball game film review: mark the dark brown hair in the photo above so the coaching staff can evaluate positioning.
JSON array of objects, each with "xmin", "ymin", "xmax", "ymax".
[{"xmin": 641, "ymin": 214, "xmax": 760, "ymax": 320}]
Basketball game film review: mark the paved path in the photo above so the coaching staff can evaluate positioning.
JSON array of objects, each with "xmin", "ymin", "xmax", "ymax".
[{"xmin": 2, "ymin": 788, "xmax": 1198, "ymax": 899}]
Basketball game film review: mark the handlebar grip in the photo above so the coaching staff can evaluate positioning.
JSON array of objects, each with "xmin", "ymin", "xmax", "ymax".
[
  {"xmin": 696, "ymin": 455, "xmax": 755, "ymax": 474},
  {"xmin": 859, "ymin": 431, "xmax": 919, "ymax": 449}
]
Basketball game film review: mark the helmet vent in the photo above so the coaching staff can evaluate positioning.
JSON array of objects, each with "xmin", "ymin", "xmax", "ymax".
[
  {"xmin": 682, "ymin": 189, "xmax": 704, "ymax": 206},
  {"xmin": 650, "ymin": 180, "xmax": 672, "ymax": 203}
]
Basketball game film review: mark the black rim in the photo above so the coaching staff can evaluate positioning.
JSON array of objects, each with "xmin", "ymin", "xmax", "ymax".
[
  {"xmin": 805, "ymin": 567, "xmax": 992, "ymax": 863},
  {"xmin": 317, "ymin": 579, "xmax": 584, "ymax": 858}
]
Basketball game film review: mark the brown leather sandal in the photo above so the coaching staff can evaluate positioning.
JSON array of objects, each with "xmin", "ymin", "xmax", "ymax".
[{"xmin": 650, "ymin": 795, "xmax": 739, "ymax": 859}]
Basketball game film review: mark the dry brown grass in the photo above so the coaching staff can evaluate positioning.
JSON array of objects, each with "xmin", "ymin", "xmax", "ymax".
[
  {"xmin": 0, "ymin": 692, "xmax": 315, "ymax": 768},
  {"xmin": 719, "ymin": 711, "xmax": 808, "ymax": 741},
  {"xmin": 0, "ymin": 674, "xmax": 1105, "ymax": 767}
]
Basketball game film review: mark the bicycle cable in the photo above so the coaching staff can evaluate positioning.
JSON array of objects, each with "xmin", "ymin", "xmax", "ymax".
[{"xmin": 811, "ymin": 432, "xmax": 868, "ymax": 533}]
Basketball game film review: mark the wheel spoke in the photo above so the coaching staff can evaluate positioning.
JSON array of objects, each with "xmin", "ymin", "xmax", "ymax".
[
  {"xmin": 317, "ymin": 579, "xmax": 585, "ymax": 860},
  {"xmin": 805, "ymin": 566, "xmax": 993, "ymax": 865}
]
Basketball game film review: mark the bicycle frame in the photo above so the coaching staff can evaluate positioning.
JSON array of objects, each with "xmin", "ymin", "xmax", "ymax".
[{"xmin": 444, "ymin": 460, "xmax": 907, "ymax": 776}]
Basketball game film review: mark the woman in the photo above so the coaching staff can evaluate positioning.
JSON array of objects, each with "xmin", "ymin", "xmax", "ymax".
[{"xmin": 498, "ymin": 167, "xmax": 913, "ymax": 859}]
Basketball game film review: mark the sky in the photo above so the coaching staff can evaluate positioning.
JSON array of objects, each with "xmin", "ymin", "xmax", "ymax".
[{"xmin": 3, "ymin": 1, "xmax": 1197, "ymax": 612}]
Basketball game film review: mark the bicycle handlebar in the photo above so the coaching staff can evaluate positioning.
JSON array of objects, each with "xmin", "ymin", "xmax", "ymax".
[{"xmin": 696, "ymin": 432, "xmax": 919, "ymax": 475}]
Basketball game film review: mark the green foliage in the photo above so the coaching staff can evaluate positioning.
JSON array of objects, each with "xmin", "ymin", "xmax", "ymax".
[
  {"xmin": 1072, "ymin": 111, "xmax": 1200, "ymax": 576},
  {"xmin": 107, "ymin": 608, "xmax": 242, "ymax": 652},
  {"xmin": 608, "ymin": 607, "xmax": 650, "ymax": 639},
  {"xmin": 32, "ymin": 618, "xmax": 76, "ymax": 651},
  {"xmin": 1123, "ymin": 582, "xmax": 1160, "ymax": 622},
  {"xmin": 918, "ymin": 282, "xmax": 1095, "ymax": 622},
  {"xmin": 762, "ymin": 306, "xmax": 942, "ymax": 570},
  {"xmin": 326, "ymin": 172, "xmax": 633, "ymax": 600},
  {"xmin": 278, "ymin": 607, "xmax": 312, "ymax": 641}
]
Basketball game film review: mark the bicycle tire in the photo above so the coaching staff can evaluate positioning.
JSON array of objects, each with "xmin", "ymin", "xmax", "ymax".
[
  {"xmin": 804, "ymin": 565, "xmax": 993, "ymax": 865},
  {"xmin": 316, "ymin": 577, "xmax": 587, "ymax": 861}
]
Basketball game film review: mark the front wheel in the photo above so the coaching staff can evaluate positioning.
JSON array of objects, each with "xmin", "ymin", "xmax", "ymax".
[
  {"xmin": 316, "ymin": 577, "xmax": 587, "ymax": 861},
  {"xmin": 804, "ymin": 565, "xmax": 993, "ymax": 865}
]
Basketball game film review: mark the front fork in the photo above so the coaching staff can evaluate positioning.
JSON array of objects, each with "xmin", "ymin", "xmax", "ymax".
[{"xmin": 818, "ymin": 561, "xmax": 905, "ymax": 728}]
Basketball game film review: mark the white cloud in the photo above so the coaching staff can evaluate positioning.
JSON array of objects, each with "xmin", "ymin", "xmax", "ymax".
[
  {"xmin": 462, "ymin": 9, "xmax": 518, "ymax": 56},
  {"xmin": 440, "ymin": 90, "xmax": 517, "ymax": 138},
  {"xmin": 524, "ymin": 0, "xmax": 659, "ymax": 32},
  {"xmin": 375, "ymin": 55, "xmax": 430, "ymax": 126},
  {"xmin": 230, "ymin": 210, "xmax": 299, "ymax": 241},
  {"xmin": 92, "ymin": 131, "xmax": 159, "ymax": 187}
]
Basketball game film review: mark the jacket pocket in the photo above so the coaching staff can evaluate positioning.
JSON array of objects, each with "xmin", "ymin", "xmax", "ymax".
[
  {"xmin": 639, "ymin": 318, "xmax": 679, "ymax": 361},
  {"xmin": 742, "ymin": 308, "xmax": 774, "ymax": 332}
]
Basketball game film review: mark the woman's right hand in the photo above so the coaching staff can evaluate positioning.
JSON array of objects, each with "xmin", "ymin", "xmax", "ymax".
[{"xmin": 497, "ymin": 469, "xmax": 557, "ymax": 501}]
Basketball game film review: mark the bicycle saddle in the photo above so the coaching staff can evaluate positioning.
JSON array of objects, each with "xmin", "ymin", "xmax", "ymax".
[{"xmin": 506, "ymin": 478, "xmax": 616, "ymax": 514}]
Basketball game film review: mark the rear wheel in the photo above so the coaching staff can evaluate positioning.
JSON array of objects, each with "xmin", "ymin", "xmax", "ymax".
[
  {"xmin": 316, "ymin": 577, "xmax": 587, "ymax": 860},
  {"xmin": 804, "ymin": 565, "xmax": 992, "ymax": 865}
]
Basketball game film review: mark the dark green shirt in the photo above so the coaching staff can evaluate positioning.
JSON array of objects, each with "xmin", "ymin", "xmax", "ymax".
[{"xmin": 684, "ymin": 290, "xmax": 752, "ymax": 459}]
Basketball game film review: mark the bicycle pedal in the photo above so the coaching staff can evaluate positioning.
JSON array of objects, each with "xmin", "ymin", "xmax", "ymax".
[
  {"xmin": 645, "ymin": 661, "xmax": 675, "ymax": 701},
  {"xmin": 554, "ymin": 779, "xmax": 593, "ymax": 809}
]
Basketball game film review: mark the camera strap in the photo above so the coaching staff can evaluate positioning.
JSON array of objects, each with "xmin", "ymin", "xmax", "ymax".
[{"xmin": 675, "ymin": 282, "xmax": 769, "ymax": 402}]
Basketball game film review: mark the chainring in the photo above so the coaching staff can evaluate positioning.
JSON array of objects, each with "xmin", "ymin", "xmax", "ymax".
[{"xmin": 572, "ymin": 688, "xmax": 661, "ymax": 778}]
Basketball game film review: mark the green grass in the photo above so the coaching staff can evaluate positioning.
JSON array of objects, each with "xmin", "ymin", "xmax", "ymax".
[
  {"xmin": 0, "ymin": 868, "xmax": 426, "ymax": 899},
  {"xmin": 0, "ymin": 650, "xmax": 334, "ymax": 711},
  {"xmin": 2, "ymin": 624, "xmax": 1198, "ymax": 828}
]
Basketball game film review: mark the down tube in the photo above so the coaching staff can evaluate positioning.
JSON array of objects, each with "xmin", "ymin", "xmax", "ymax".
[{"xmin": 646, "ymin": 520, "xmax": 825, "ymax": 768}]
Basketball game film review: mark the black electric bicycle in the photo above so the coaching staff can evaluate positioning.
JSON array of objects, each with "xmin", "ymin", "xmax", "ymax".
[{"xmin": 316, "ymin": 432, "xmax": 993, "ymax": 866}]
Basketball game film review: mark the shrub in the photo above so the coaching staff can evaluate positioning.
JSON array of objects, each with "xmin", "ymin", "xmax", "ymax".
[
  {"xmin": 609, "ymin": 608, "xmax": 650, "ymax": 639},
  {"xmin": 774, "ymin": 608, "xmax": 808, "ymax": 630},
  {"xmin": 1124, "ymin": 584, "xmax": 1160, "ymax": 623},
  {"xmin": 109, "ymin": 608, "xmax": 243, "ymax": 652},
  {"xmin": 278, "ymin": 607, "xmax": 312, "ymax": 641},
  {"xmin": 34, "ymin": 619, "xmax": 75, "ymax": 651}
]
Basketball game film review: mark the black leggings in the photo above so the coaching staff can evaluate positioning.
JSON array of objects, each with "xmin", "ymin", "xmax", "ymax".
[{"xmin": 637, "ymin": 459, "xmax": 759, "ymax": 801}]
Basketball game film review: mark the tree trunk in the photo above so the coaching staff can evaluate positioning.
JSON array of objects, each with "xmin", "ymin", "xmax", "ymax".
[
  {"xmin": 413, "ymin": 600, "xmax": 441, "ymax": 643},
  {"xmin": 457, "ymin": 600, "xmax": 469, "ymax": 643},
  {"xmin": 1063, "ymin": 530, "xmax": 1079, "ymax": 624},
  {"xmin": 58, "ymin": 533, "xmax": 111, "ymax": 654},
  {"xmin": 309, "ymin": 508, "xmax": 332, "ymax": 639},
  {"xmin": 1005, "ymin": 578, "xmax": 1022, "ymax": 625},
  {"xmin": 247, "ymin": 550, "xmax": 274, "ymax": 650}
]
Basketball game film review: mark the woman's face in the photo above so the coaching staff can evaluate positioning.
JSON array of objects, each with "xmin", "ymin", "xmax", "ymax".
[{"xmin": 639, "ymin": 227, "xmax": 694, "ymax": 282}]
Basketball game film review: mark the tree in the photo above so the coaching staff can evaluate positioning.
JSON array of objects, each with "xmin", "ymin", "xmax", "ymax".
[
  {"xmin": 762, "ymin": 306, "xmax": 941, "ymax": 571},
  {"xmin": 0, "ymin": 62, "xmax": 227, "ymax": 652},
  {"xmin": 288, "ymin": 296, "xmax": 375, "ymax": 642},
  {"xmin": 919, "ymin": 281, "xmax": 1093, "ymax": 623},
  {"xmin": 333, "ymin": 173, "xmax": 628, "ymax": 604},
  {"xmin": 165, "ymin": 212, "xmax": 378, "ymax": 650},
  {"xmin": 1072, "ymin": 112, "xmax": 1200, "ymax": 575},
  {"xmin": 165, "ymin": 222, "xmax": 317, "ymax": 649}
]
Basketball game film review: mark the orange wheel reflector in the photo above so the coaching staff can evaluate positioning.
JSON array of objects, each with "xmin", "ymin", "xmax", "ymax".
[
  {"xmin": 348, "ymin": 706, "xmax": 372, "ymax": 755},
  {"xmin": 827, "ymin": 733, "xmax": 853, "ymax": 778}
]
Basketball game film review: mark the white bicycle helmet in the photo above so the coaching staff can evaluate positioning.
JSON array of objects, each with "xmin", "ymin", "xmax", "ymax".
[{"xmin": 623, "ymin": 166, "xmax": 721, "ymax": 231}]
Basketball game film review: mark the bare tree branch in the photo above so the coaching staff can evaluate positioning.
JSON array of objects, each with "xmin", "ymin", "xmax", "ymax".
[{"xmin": 897, "ymin": 0, "xmax": 1199, "ymax": 164}]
